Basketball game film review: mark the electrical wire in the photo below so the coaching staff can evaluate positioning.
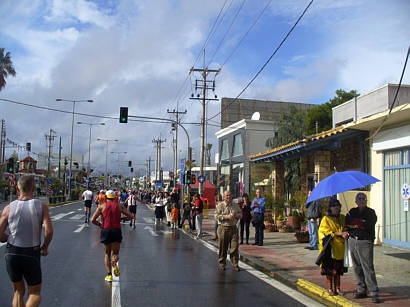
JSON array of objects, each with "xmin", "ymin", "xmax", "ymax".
[
  {"xmin": 207, "ymin": 0, "xmax": 314, "ymax": 122},
  {"xmin": 0, "ymin": 98, "xmax": 170, "ymax": 125},
  {"xmin": 221, "ymin": 0, "xmax": 273, "ymax": 68},
  {"xmin": 207, "ymin": 0, "xmax": 247, "ymax": 67}
]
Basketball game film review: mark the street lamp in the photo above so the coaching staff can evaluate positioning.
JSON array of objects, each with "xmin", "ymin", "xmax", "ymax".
[
  {"xmin": 97, "ymin": 138, "xmax": 118, "ymax": 187},
  {"xmin": 77, "ymin": 122, "xmax": 105, "ymax": 175},
  {"xmin": 56, "ymin": 98, "xmax": 93, "ymax": 199}
]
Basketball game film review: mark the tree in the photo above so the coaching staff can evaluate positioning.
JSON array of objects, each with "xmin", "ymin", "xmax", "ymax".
[
  {"xmin": 265, "ymin": 106, "xmax": 308, "ymax": 197},
  {"xmin": 305, "ymin": 89, "xmax": 359, "ymax": 135},
  {"xmin": 0, "ymin": 48, "xmax": 16, "ymax": 91}
]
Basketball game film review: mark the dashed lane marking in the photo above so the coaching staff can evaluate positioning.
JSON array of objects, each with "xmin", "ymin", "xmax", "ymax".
[
  {"xmin": 143, "ymin": 217, "xmax": 154, "ymax": 224},
  {"xmin": 144, "ymin": 226, "xmax": 159, "ymax": 237},
  {"xmin": 51, "ymin": 211, "xmax": 76, "ymax": 221},
  {"xmin": 112, "ymin": 262, "xmax": 121, "ymax": 307},
  {"xmin": 74, "ymin": 224, "xmax": 87, "ymax": 233},
  {"xmin": 69, "ymin": 214, "xmax": 84, "ymax": 220}
]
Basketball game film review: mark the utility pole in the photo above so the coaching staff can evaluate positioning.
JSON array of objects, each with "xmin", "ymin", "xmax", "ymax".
[
  {"xmin": 0, "ymin": 120, "xmax": 5, "ymax": 163},
  {"xmin": 189, "ymin": 63, "xmax": 220, "ymax": 194},
  {"xmin": 45, "ymin": 129, "xmax": 56, "ymax": 176},
  {"xmin": 167, "ymin": 109, "xmax": 187, "ymax": 188},
  {"xmin": 152, "ymin": 138, "xmax": 166, "ymax": 188},
  {"xmin": 58, "ymin": 136, "xmax": 62, "ymax": 179},
  {"xmin": 146, "ymin": 156, "xmax": 152, "ymax": 189}
]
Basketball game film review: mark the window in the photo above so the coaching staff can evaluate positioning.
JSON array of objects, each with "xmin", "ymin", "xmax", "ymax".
[
  {"xmin": 232, "ymin": 134, "xmax": 243, "ymax": 157},
  {"xmin": 384, "ymin": 151, "xmax": 400, "ymax": 167},
  {"xmin": 221, "ymin": 139, "xmax": 229, "ymax": 161}
]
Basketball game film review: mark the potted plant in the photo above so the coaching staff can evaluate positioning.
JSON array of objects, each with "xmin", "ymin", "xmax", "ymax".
[
  {"xmin": 287, "ymin": 210, "xmax": 301, "ymax": 230},
  {"xmin": 278, "ymin": 225, "xmax": 293, "ymax": 233},
  {"xmin": 295, "ymin": 230, "xmax": 309, "ymax": 243},
  {"xmin": 276, "ymin": 215, "xmax": 287, "ymax": 227}
]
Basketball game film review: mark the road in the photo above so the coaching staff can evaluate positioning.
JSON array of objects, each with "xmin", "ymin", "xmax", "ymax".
[{"xmin": 0, "ymin": 201, "xmax": 321, "ymax": 307}]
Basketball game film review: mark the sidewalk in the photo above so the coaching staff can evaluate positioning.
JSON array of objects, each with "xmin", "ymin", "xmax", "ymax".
[{"xmin": 195, "ymin": 213, "xmax": 410, "ymax": 307}]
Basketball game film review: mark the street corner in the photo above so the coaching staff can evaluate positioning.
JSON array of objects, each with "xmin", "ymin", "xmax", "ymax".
[{"xmin": 296, "ymin": 279, "xmax": 361, "ymax": 307}]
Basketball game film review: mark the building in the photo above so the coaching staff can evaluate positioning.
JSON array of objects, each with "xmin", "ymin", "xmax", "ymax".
[
  {"xmin": 215, "ymin": 118, "xmax": 282, "ymax": 198},
  {"xmin": 336, "ymin": 84, "xmax": 410, "ymax": 249},
  {"xmin": 221, "ymin": 97, "xmax": 315, "ymax": 129}
]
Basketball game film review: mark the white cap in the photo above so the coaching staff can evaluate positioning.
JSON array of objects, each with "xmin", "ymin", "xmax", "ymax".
[
  {"xmin": 106, "ymin": 190, "xmax": 115, "ymax": 198},
  {"xmin": 100, "ymin": 189, "xmax": 105, "ymax": 193}
]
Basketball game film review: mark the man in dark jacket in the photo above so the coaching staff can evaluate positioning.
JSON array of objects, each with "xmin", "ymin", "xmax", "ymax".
[
  {"xmin": 305, "ymin": 190, "xmax": 321, "ymax": 250},
  {"xmin": 346, "ymin": 192, "xmax": 380, "ymax": 303}
]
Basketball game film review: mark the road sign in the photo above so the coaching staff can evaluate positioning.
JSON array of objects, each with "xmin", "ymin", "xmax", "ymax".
[
  {"xmin": 47, "ymin": 179, "xmax": 52, "ymax": 185},
  {"xmin": 8, "ymin": 173, "xmax": 16, "ymax": 181},
  {"xmin": 9, "ymin": 180, "xmax": 16, "ymax": 188},
  {"xmin": 155, "ymin": 180, "xmax": 162, "ymax": 188},
  {"xmin": 402, "ymin": 183, "xmax": 410, "ymax": 200},
  {"xmin": 180, "ymin": 159, "xmax": 185, "ymax": 185},
  {"xmin": 186, "ymin": 160, "xmax": 191, "ymax": 167},
  {"xmin": 198, "ymin": 175, "xmax": 205, "ymax": 183}
]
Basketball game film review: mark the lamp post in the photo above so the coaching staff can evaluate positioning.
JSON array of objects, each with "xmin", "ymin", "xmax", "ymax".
[
  {"xmin": 97, "ymin": 138, "xmax": 118, "ymax": 187},
  {"xmin": 77, "ymin": 122, "xmax": 105, "ymax": 176},
  {"xmin": 56, "ymin": 98, "xmax": 93, "ymax": 199}
]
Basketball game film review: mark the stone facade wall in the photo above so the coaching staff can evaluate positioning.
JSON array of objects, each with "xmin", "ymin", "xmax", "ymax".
[{"xmin": 331, "ymin": 136, "xmax": 362, "ymax": 172}]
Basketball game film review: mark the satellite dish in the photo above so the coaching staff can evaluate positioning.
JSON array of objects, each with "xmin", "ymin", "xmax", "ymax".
[{"xmin": 251, "ymin": 112, "xmax": 260, "ymax": 120}]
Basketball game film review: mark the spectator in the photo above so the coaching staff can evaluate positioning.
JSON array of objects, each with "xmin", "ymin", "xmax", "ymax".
[
  {"xmin": 318, "ymin": 199, "xmax": 349, "ymax": 296},
  {"xmin": 180, "ymin": 196, "xmax": 192, "ymax": 229},
  {"xmin": 305, "ymin": 190, "xmax": 321, "ymax": 250},
  {"xmin": 192, "ymin": 193, "xmax": 204, "ymax": 239},
  {"xmin": 346, "ymin": 192, "xmax": 380, "ymax": 303},
  {"xmin": 240, "ymin": 193, "xmax": 252, "ymax": 245},
  {"xmin": 251, "ymin": 189, "xmax": 266, "ymax": 246}
]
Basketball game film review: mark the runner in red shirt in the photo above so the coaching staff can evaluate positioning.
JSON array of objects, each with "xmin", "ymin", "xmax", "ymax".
[{"xmin": 91, "ymin": 190, "xmax": 134, "ymax": 282}]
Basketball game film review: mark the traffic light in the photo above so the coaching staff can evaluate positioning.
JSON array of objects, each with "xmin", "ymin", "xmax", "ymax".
[
  {"xmin": 128, "ymin": 160, "xmax": 132, "ymax": 167},
  {"xmin": 26, "ymin": 142, "xmax": 31, "ymax": 152},
  {"xmin": 7, "ymin": 157, "xmax": 15, "ymax": 173},
  {"xmin": 119, "ymin": 107, "xmax": 128, "ymax": 123},
  {"xmin": 191, "ymin": 174, "xmax": 196, "ymax": 184},
  {"xmin": 130, "ymin": 167, "xmax": 133, "ymax": 173},
  {"xmin": 186, "ymin": 170, "xmax": 191, "ymax": 184}
]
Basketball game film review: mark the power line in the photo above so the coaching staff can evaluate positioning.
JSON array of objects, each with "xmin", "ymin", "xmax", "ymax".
[
  {"xmin": 207, "ymin": 0, "xmax": 247, "ymax": 66},
  {"xmin": 207, "ymin": 0, "xmax": 314, "ymax": 122},
  {"xmin": 0, "ymin": 98, "xmax": 170, "ymax": 124},
  {"xmin": 221, "ymin": 0, "xmax": 273, "ymax": 68}
]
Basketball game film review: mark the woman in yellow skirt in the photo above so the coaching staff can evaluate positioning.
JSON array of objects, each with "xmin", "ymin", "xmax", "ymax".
[{"xmin": 318, "ymin": 199, "xmax": 350, "ymax": 296}]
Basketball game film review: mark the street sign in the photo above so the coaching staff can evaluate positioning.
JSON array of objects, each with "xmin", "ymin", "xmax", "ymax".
[
  {"xmin": 186, "ymin": 160, "xmax": 191, "ymax": 167},
  {"xmin": 402, "ymin": 183, "xmax": 410, "ymax": 200},
  {"xmin": 9, "ymin": 180, "xmax": 16, "ymax": 188},
  {"xmin": 47, "ymin": 179, "xmax": 52, "ymax": 185},
  {"xmin": 155, "ymin": 180, "xmax": 162, "ymax": 188},
  {"xmin": 8, "ymin": 173, "xmax": 16, "ymax": 181},
  {"xmin": 180, "ymin": 159, "xmax": 185, "ymax": 185},
  {"xmin": 198, "ymin": 175, "xmax": 205, "ymax": 183}
]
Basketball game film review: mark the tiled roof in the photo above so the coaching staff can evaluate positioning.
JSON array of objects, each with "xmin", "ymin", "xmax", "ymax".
[{"xmin": 249, "ymin": 126, "xmax": 348, "ymax": 160}]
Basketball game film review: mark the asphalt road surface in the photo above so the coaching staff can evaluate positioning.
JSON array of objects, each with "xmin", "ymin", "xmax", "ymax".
[{"xmin": 0, "ymin": 201, "xmax": 321, "ymax": 307}]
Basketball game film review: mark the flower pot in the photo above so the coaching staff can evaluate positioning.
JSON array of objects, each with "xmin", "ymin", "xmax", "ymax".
[
  {"xmin": 286, "ymin": 216, "xmax": 300, "ymax": 230},
  {"xmin": 296, "ymin": 236, "xmax": 309, "ymax": 243},
  {"xmin": 276, "ymin": 220, "xmax": 285, "ymax": 227}
]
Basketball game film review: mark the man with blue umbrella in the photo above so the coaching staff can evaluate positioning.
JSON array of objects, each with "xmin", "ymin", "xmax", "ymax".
[{"xmin": 346, "ymin": 192, "xmax": 380, "ymax": 304}]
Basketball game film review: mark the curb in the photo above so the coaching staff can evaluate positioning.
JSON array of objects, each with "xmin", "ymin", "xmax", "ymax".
[{"xmin": 143, "ymin": 206, "xmax": 361, "ymax": 307}]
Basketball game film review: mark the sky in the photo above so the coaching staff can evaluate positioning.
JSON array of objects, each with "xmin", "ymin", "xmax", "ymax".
[{"xmin": 1, "ymin": 0, "xmax": 409, "ymax": 177}]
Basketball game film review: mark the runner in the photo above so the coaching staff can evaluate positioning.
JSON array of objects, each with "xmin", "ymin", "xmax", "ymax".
[
  {"xmin": 81, "ymin": 188, "xmax": 94, "ymax": 224},
  {"xmin": 91, "ymin": 189, "xmax": 135, "ymax": 282},
  {"xmin": 0, "ymin": 175, "xmax": 54, "ymax": 307},
  {"xmin": 125, "ymin": 191, "xmax": 137, "ymax": 229}
]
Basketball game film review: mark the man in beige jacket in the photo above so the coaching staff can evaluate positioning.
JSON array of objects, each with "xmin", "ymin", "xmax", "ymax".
[{"xmin": 215, "ymin": 190, "xmax": 242, "ymax": 271}]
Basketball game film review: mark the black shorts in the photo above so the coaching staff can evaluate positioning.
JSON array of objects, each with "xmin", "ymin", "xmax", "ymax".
[
  {"xmin": 129, "ymin": 205, "xmax": 137, "ymax": 214},
  {"xmin": 5, "ymin": 244, "xmax": 42, "ymax": 286},
  {"xmin": 84, "ymin": 200, "xmax": 92, "ymax": 208},
  {"xmin": 100, "ymin": 228, "xmax": 122, "ymax": 245}
]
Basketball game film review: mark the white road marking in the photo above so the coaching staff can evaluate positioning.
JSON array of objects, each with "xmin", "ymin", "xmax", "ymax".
[
  {"xmin": 74, "ymin": 224, "xmax": 86, "ymax": 233},
  {"xmin": 69, "ymin": 214, "xmax": 84, "ymax": 220},
  {"xmin": 195, "ymin": 237, "xmax": 324, "ymax": 307},
  {"xmin": 144, "ymin": 226, "xmax": 159, "ymax": 237},
  {"xmin": 78, "ymin": 208, "xmax": 83, "ymax": 211},
  {"xmin": 143, "ymin": 217, "xmax": 154, "ymax": 224},
  {"xmin": 112, "ymin": 262, "xmax": 121, "ymax": 307},
  {"xmin": 51, "ymin": 211, "xmax": 76, "ymax": 221}
]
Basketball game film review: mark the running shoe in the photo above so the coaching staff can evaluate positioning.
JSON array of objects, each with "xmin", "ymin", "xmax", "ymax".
[
  {"xmin": 112, "ymin": 260, "xmax": 120, "ymax": 277},
  {"xmin": 105, "ymin": 274, "xmax": 113, "ymax": 282}
]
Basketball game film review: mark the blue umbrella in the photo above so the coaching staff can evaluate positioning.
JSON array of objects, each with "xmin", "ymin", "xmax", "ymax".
[{"xmin": 306, "ymin": 171, "xmax": 381, "ymax": 203}]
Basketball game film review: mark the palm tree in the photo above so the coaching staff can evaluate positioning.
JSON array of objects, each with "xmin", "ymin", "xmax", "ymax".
[{"xmin": 0, "ymin": 48, "xmax": 16, "ymax": 91}]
